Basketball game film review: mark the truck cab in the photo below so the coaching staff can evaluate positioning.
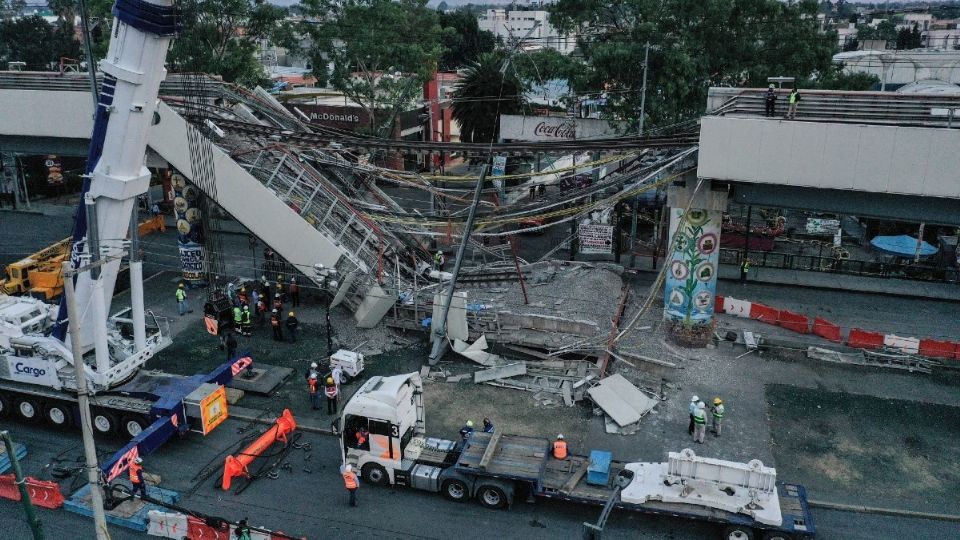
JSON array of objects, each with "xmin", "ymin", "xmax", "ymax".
[{"xmin": 338, "ymin": 373, "xmax": 426, "ymax": 485}]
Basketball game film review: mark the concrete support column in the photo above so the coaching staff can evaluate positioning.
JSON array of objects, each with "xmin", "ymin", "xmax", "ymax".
[{"xmin": 663, "ymin": 178, "xmax": 728, "ymax": 347}]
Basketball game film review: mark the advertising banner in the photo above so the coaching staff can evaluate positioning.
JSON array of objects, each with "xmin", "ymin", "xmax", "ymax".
[
  {"xmin": 579, "ymin": 224, "xmax": 614, "ymax": 254},
  {"xmin": 171, "ymin": 172, "xmax": 207, "ymax": 284},
  {"xmin": 44, "ymin": 155, "xmax": 63, "ymax": 186}
]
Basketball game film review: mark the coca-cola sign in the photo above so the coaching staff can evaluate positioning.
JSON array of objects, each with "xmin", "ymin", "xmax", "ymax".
[{"xmin": 533, "ymin": 121, "xmax": 577, "ymax": 139}]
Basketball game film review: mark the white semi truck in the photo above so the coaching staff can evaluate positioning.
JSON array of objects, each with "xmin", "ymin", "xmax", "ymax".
[{"xmin": 336, "ymin": 372, "xmax": 816, "ymax": 540}]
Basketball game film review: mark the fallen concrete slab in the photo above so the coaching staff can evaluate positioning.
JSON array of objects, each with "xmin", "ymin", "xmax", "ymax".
[
  {"xmin": 587, "ymin": 373, "xmax": 657, "ymax": 427},
  {"xmin": 474, "ymin": 362, "xmax": 527, "ymax": 383}
]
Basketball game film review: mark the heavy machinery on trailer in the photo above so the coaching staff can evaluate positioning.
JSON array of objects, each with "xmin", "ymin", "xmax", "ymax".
[
  {"xmin": 0, "ymin": 0, "xmax": 241, "ymax": 485},
  {"xmin": 335, "ymin": 373, "xmax": 815, "ymax": 540},
  {"xmin": 0, "ymin": 215, "xmax": 164, "ymax": 300}
]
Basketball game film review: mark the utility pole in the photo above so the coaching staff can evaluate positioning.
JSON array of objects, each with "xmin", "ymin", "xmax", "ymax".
[
  {"xmin": 627, "ymin": 196, "xmax": 639, "ymax": 269},
  {"xmin": 638, "ymin": 42, "xmax": 651, "ymax": 136},
  {"xmin": 0, "ymin": 431, "xmax": 44, "ymax": 539},
  {"xmin": 62, "ymin": 261, "xmax": 110, "ymax": 540},
  {"xmin": 428, "ymin": 165, "xmax": 489, "ymax": 366}
]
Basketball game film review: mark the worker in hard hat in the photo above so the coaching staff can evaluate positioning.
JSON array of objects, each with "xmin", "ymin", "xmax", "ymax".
[
  {"xmin": 552, "ymin": 434, "xmax": 568, "ymax": 460},
  {"xmin": 325, "ymin": 376, "xmax": 339, "ymax": 414},
  {"xmin": 688, "ymin": 395, "xmax": 699, "ymax": 435},
  {"xmin": 693, "ymin": 401, "xmax": 707, "ymax": 444},
  {"xmin": 765, "ymin": 84, "xmax": 777, "ymax": 117},
  {"xmin": 272, "ymin": 292, "xmax": 283, "ymax": 312},
  {"xmin": 270, "ymin": 309, "xmax": 283, "ymax": 341},
  {"xmin": 459, "ymin": 420, "xmax": 474, "ymax": 442},
  {"xmin": 289, "ymin": 276, "xmax": 300, "ymax": 307},
  {"xmin": 341, "ymin": 463, "xmax": 359, "ymax": 507},
  {"xmin": 434, "ymin": 250, "xmax": 444, "ymax": 271},
  {"xmin": 285, "ymin": 311, "xmax": 299, "ymax": 343},
  {"xmin": 129, "ymin": 456, "xmax": 148, "ymax": 498},
  {"xmin": 308, "ymin": 373, "xmax": 320, "ymax": 410},
  {"xmin": 175, "ymin": 282, "xmax": 192, "ymax": 316},
  {"xmin": 308, "ymin": 362, "xmax": 319, "ymax": 380},
  {"xmin": 711, "ymin": 397, "xmax": 725, "ymax": 437}
]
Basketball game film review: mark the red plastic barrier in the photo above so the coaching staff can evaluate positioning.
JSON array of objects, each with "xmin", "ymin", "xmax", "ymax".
[
  {"xmin": 715, "ymin": 295, "xmax": 725, "ymax": 313},
  {"xmin": 187, "ymin": 516, "xmax": 231, "ymax": 539},
  {"xmin": 812, "ymin": 317, "xmax": 842, "ymax": 343},
  {"xmin": 749, "ymin": 303, "xmax": 779, "ymax": 324},
  {"xmin": 847, "ymin": 328, "xmax": 885, "ymax": 350},
  {"xmin": 919, "ymin": 339, "xmax": 956, "ymax": 359},
  {"xmin": 778, "ymin": 310, "xmax": 810, "ymax": 334},
  {"xmin": 0, "ymin": 475, "xmax": 64, "ymax": 509},
  {"xmin": 222, "ymin": 409, "xmax": 297, "ymax": 490}
]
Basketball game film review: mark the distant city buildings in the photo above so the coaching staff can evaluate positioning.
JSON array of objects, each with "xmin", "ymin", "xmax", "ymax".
[{"xmin": 477, "ymin": 9, "xmax": 576, "ymax": 55}]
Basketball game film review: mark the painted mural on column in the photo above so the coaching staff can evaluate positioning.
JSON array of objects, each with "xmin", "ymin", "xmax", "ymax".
[
  {"xmin": 663, "ymin": 208, "xmax": 721, "ymax": 325},
  {"xmin": 171, "ymin": 172, "xmax": 207, "ymax": 285}
]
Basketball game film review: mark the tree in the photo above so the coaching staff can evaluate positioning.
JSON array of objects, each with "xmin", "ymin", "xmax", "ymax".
[
  {"xmin": 438, "ymin": 9, "xmax": 496, "ymax": 71},
  {"xmin": 816, "ymin": 67, "xmax": 878, "ymax": 91},
  {"xmin": 857, "ymin": 20, "xmax": 898, "ymax": 43},
  {"xmin": 300, "ymin": 0, "xmax": 443, "ymax": 134},
  {"xmin": 0, "ymin": 0, "xmax": 26, "ymax": 19},
  {"xmin": 549, "ymin": 0, "xmax": 836, "ymax": 131},
  {"xmin": 0, "ymin": 15, "xmax": 80, "ymax": 70},
  {"xmin": 166, "ymin": 0, "xmax": 290, "ymax": 87},
  {"xmin": 896, "ymin": 24, "xmax": 923, "ymax": 50},
  {"xmin": 451, "ymin": 52, "xmax": 525, "ymax": 143}
]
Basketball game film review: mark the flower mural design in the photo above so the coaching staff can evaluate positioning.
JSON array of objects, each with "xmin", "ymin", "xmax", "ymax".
[{"xmin": 663, "ymin": 208, "xmax": 721, "ymax": 326}]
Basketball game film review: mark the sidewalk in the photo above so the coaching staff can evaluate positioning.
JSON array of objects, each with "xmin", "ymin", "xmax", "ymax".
[{"xmin": 717, "ymin": 263, "xmax": 960, "ymax": 302}]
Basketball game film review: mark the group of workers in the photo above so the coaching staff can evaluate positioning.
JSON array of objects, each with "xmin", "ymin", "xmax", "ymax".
[
  {"xmin": 307, "ymin": 361, "xmax": 342, "ymax": 414},
  {"xmin": 764, "ymin": 84, "xmax": 802, "ymax": 119},
  {"xmin": 687, "ymin": 395, "xmax": 725, "ymax": 444},
  {"xmin": 458, "ymin": 418, "xmax": 569, "ymax": 460}
]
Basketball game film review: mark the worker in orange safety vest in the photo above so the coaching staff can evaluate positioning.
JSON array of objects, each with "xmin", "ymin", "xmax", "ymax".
[
  {"xmin": 552, "ymin": 434, "xmax": 568, "ymax": 460},
  {"xmin": 342, "ymin": 463, "xmax": 359, "ymax": 507},
  {"xmin": 129, "ymin": 456, "xmax": 148, "ymax": 498}
]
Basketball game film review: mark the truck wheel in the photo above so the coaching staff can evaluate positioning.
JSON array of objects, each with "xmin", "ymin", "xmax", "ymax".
[
  {"xmin": 45, "ymin": 403, "xmax": 73, "ymax": 428},
  {"xmin": 92, "ymin": 411, "xmax": 117, "ymax": 436},
  {"xmin": 477, "ymin": 485, "xmax": 507, "ymax": 509},
  {"xmin": 15, "ymin": 397, "xmax": 40, "ymax": 421},
  {"xmin": 0, "ymin": 393, "xmax": 10, "ymax": 418},
  {"xmin": 442, "ymin": 479, "xmax": 468, "ymax": 502},
  {"xmin": 761, "ymin": 533, "xmax": 793, "ymax": 540},
  {"xmin": 122, "ymin": 416, "xmax": 149, "ymax": 438},
  {"xmin": 361, "ymin": 463, "xmax": 388, "ymax": 486},
  {"xmin": 723, "ymin": 526, "xmax": 755, "ymax": 540}
]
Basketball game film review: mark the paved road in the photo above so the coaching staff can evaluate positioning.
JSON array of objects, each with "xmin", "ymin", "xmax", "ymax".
[{"xmin": 0, "ymin": 421, "xmax": 956, "ymax": 540}]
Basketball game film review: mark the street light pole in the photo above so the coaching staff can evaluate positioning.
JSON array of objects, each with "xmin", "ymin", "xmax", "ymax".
[
  {"xmin": 638, "ymin": 41, "xmax": 651, "ymax": 136},
  {"xmin": 315, "ymin": 265, "xmax": 337, "ymax": 357},
  {"xmin": 62, "ymin": 261, "xmax": 110, "ymax": 540}
]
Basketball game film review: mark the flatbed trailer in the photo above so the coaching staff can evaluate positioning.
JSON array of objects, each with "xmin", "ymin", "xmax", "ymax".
[
  {"xmin": 340, "ymin": 373, "xmax": 815, "ymax": 540},
  {"xmin": 455, "ymin": 432, "xmax": 814, "ymax": 540}
]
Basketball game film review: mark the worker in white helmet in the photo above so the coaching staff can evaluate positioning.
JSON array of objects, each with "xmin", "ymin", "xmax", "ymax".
[
  {"xmin": 553, "ymin": 434, "xmax": 568, "ymax": 460},
  {"xmin": 129, "ymin": 456, "xmax": 148, "ymax": 498},
  {"xmin": 688, "ymin": 395, "xmax": 700, "ymax": 435},
  {"xmin": 459, "ymin": 420, "xmax": 475, "ymax": 442}
]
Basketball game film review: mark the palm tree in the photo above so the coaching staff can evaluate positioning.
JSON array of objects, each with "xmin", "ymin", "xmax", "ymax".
[{"xmin": 451, "ymin": 52, "xmax": 526, "ymax": 144}]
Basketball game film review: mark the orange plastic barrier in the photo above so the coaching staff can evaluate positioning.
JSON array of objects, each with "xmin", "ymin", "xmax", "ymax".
[
  {"xmin": 847, "ymin": 328, "xmax": 884, "ymax": 350},
  {"xmin": 918, "ymin": 339, "xmax": 956, "ymax": 359},
  {"xmin": 778, "ymin": 310, "xmax": 810, "ymax": 334},
  {"xmin": 812, "ymin": 317, "xmax": 842, "ymax": 342},
  {"xmin": 222, "ymin": 409, "xmax": 297, "ymax": 490},
  {"xmin": 749, "ymin": 303, "xmax": 779, "ymax": 324},
  {"xmin": 714, "ymin": 295, "xmax": 725, "ymax": 313},
  {"xmin": 0, "ymin": 475, "xmax": 64, "ymax": 509}
]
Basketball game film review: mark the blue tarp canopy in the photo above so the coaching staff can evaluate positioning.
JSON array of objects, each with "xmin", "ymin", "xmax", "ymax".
[{"xmin": 869, "ymin": 235, "xmax": 938, "ymax": 258}]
